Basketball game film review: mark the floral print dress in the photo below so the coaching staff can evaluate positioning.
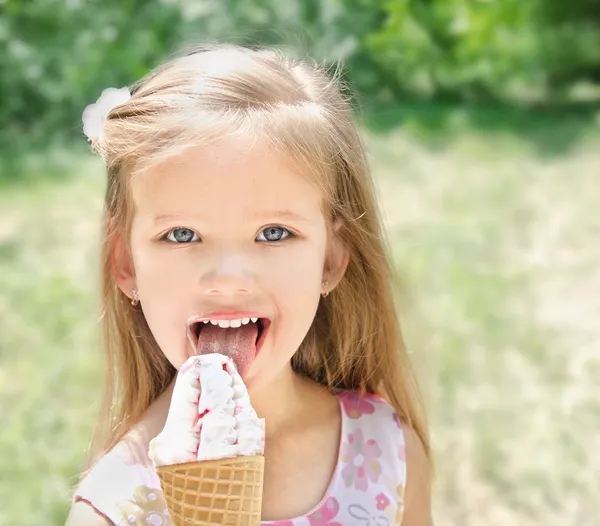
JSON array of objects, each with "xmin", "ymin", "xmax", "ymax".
[{"xmin": 73, "ymin": 390, "xmax": 407, "ymax": 525}]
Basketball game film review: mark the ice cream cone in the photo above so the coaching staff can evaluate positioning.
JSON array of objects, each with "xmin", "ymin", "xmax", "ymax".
[{"xmin": 155, "ymin": 454, "xmax": 264, "ymax": 526}]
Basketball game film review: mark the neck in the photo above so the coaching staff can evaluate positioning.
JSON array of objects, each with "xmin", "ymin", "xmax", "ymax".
[
  {"xmin": 161, "ymin": 361, "xmax": 317, "ymax": 440},
  {"xmin": 248, "ymin": 363, "xmax": 314, "ymax": 440}
]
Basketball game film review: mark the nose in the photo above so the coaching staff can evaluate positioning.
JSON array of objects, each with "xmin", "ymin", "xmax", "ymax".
[{"xmin": 200, "ymin": 252, "xmax": 254, "ymax": 297}]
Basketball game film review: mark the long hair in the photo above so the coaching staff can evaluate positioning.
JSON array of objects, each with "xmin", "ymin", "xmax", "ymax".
[{"xmin": 84, "ymin": 42, "xmax": 430, "ymax": 474}]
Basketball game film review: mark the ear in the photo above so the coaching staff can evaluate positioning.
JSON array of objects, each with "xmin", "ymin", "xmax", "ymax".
[
  {"xmin": 111, "ymin": 233, "xmax": 136, "ymax": 300},
  {"xmin": 322, "ymin": 218, "xmax": 350, "ymax": 292}
]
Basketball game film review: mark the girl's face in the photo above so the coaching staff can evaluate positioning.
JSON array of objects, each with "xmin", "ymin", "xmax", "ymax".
[{"xmin": 115, "ymin": 135, "xmax": 345, "ymax": 393}]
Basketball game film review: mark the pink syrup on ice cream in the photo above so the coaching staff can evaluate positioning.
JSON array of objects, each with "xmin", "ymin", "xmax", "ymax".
[{"xmin": 148, "ymin": 353, "xmax": 265, "ymax": 467}]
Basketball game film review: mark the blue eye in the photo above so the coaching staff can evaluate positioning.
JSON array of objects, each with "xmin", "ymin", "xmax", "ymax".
[
  {"xmin": 256, "ymin": 226, "xmax": 291, "ymax": 242},
  {"xmin": 164, "ymin": 228, "xmax": 200, "ymax": 243}
]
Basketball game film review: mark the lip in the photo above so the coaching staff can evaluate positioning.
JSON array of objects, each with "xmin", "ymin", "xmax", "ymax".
[{"xmin": 186, "ymin": 312, "xmax": 271, "ymax": 357}]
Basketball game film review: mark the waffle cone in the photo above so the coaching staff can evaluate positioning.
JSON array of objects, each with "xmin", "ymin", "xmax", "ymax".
[{"xmin": 155, "ymin": 455, "xmax": 264, "ymax": 525}]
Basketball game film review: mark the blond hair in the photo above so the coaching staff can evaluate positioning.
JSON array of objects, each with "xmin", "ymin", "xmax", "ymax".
[{"xmin": 86, "ymin": 42, "xmax": 430, "ymax": 473}]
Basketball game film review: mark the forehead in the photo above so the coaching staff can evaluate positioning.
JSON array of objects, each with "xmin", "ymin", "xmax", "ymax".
[{"xmin": 130, "ymin": 136, "xmax": 325, "ymax": 224}]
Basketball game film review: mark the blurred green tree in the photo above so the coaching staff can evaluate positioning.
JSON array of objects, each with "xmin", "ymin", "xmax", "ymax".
[
  {"xmin": 0, "ymin": 0, "xmax": 598, "ymax": 157},
  {"xmin": 0, "ymin": 0, "xmax": 184, "ymax": 151}
]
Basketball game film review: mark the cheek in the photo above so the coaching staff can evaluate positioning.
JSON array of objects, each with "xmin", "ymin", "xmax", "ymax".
[
  {"xmin": 266, "ymin": 243, "xmax": 325, "ymax": 338},
  {"xmin": 129, "ymin": 241, "xmax": 190, "ymax": 356},
  {"xmin": 131, "ymin": 240, "xmax": 191, "ymax": 288},
  {"xmin": 263, "ymin": 241, "xmax": 325, "ymax": 292}
]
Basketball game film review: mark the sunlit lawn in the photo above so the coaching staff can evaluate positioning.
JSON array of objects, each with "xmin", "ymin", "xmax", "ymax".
[{"xmin": 1, "ymin": 106, "xmax": 598, "ymax": 525}]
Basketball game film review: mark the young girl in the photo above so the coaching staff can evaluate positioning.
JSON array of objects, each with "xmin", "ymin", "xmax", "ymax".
[{"xmin": 67, "ymin": 43, "xmax": 432, "ymax": 526}]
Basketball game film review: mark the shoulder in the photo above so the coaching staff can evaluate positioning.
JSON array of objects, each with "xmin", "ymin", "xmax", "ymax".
[
  {"xmin": 68, "ymin": 389, "xmax": 172, "ymax": 524},
  {"xmin": 337, "ymin": 390, "xmax": 432, "ymax": 524},
  {"xmin": 401, "ymin": 426, "xmax": 433, "ymax": 526},
  {"xmin": 337, "ymin": 390, "xmax": 404, "ymax": 443},
  {"xmin": 337, "ymin": 389, "xmax": 407, "ymax": 477},
  {"xmin": 337, "ymin": 389, "xmax": 397, "ymax": 420},
  {"xmin": 65, "ymin": 499, "xmax": 113, "ymax": 526},
  {"xmin": 71, "ymin": 428, "xmax": 165, "ymax": 526}
]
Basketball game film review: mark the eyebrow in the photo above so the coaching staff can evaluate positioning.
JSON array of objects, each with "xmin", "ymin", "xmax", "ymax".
[
  {"xmin": 254, "ymin": 210, "xmax": 311, "ymax": 223},
  {"xmin": 153, "ymin": 214, "xmax": 185, "ymax": 225},
  {"xmin": 153, "ymin": 210, "xmax": 311, "ymax": 224}
]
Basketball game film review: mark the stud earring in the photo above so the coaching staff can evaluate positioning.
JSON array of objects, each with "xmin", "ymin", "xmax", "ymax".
[
  {"xmin": 131, "ymin": 288, "xmax": 139, "ymax": 306},
  {"xmin": 321, "ymin": 280, "xmax": 329, "ymax": 298}
]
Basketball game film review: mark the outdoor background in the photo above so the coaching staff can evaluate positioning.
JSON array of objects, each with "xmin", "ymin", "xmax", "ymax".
[{"xmin": 1, "ymin": 1, "xmax": 599, "ymax": 525}]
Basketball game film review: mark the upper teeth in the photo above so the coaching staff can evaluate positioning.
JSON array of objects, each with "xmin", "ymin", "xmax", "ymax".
[{"xmin": 204, "ymin": 317, "xmax": 258, "ymax": 328}]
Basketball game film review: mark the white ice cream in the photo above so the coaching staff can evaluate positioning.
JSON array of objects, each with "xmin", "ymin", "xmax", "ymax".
[{"xmin": 149, "ymin": 353, "xmax": 265, "ymax": 466}]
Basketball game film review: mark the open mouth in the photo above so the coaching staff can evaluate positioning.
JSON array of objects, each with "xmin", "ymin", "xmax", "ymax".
[{"xmin": 188, "ymin": 317, "xmax": 270, "ymax": 355}]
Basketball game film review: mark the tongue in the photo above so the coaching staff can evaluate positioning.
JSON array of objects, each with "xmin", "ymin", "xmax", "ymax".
[{"xmin": 196, "ymin": 323, "xmax": 258, "ymax": 374}]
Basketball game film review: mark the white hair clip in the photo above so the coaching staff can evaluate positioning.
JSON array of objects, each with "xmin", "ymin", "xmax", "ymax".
[{"xmin": 82, "ymin": 87, "xmax": 131, "ymax": 148}]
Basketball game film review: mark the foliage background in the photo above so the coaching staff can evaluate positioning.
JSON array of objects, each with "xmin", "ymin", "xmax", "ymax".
[
  {"xmin": 1, "ymin": 1, "xmax": 599, "ymax": 525},
  {"xmin": 2, "ymin": 0, "xmax": 599, "ymax": 154}
]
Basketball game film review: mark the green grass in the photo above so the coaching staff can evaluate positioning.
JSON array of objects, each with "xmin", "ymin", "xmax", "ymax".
[{"xmin": 1, "ymin": 107, "xmax": 599, "ymax": 525}]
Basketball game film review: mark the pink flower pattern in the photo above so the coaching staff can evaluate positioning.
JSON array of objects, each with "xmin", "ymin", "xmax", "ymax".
[
  {"xmin": 375, "ymin": 492, "xmax": 391, "ymax": 511},
  {"xmin": 398, "ymin": 442, "xmax": 406, "ymax": 462},
  {"xmin": 340, "ymin": 428, "xmax": 383, "ymax": 491},
  {"xmin": 306, "ymin": 497, "xmax": 343, "ymax": 526},
  {"xmin": 341, "ymin": 392, "xmax": 376, "ymax": 419},
  {"xmin": 267, "ymin": 498, "xmax": 342, "ymax": 526}
]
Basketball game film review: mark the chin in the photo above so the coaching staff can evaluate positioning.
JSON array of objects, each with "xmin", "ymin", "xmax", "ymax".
[
  {"xmin": 238, "ymin": 361, "xmax": 261, "ymax": 390},
  {"xmin": 248, "ymin": 356, "xmax": 294, "ymax": 393}
]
